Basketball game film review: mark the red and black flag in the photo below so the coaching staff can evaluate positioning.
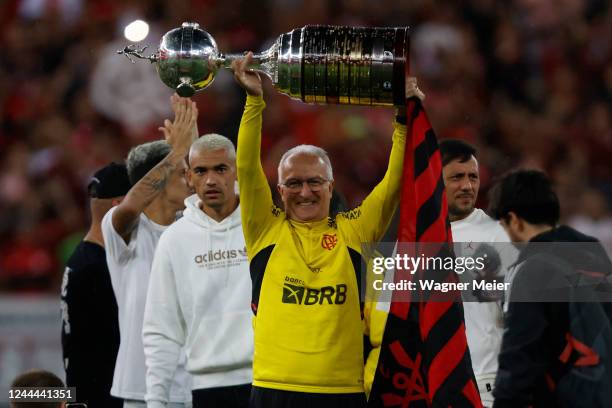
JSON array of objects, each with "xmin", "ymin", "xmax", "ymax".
[{"xmin": 367, "ymin": 99, "xmax": 482, "ymax": 407}]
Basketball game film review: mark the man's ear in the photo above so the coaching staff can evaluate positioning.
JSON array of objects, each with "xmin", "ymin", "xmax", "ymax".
[
  {"xmin": 328, "ymin": 180, "xmax": 335, "ymax": 193},
  {"xmin": 186, "ymin": 169, "xmax": 194, "ymax": 190},
  {"xmin": 277, "ymin": 184, "xmax": 283, "ymax": 197},
  {"xmin": 507, "ymin": 212, "xmax": 522, "ymax": 231}
]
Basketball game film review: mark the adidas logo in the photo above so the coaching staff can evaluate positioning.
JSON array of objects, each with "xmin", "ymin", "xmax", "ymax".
[{"xmin": 194, "ymin": 247, "xmax": 247, "ymax": 263}]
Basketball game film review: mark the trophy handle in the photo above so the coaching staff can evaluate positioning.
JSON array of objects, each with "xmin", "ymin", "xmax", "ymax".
[
  {"xmin": 218, "ymin": 41, "xmax": 280, "ymax": 81},
  {"xmin": 117, "ymin": 45, "xmax": 159, "ymax": 63}
]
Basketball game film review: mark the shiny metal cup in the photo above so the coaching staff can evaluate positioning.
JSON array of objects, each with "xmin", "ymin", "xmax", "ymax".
[{"xmin": 119, "ymin": 22, "xmax": 410, "ymax": 106}]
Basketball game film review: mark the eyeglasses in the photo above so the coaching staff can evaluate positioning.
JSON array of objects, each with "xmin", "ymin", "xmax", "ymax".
[{"xmin": 280, "ymin": 178, "xmax": 330, "ymax": 192}]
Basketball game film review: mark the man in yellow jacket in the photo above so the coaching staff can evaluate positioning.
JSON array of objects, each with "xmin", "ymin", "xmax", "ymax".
[{"xmin": 232, "ymin": 52, "xmax": 424, "ymax": 408}]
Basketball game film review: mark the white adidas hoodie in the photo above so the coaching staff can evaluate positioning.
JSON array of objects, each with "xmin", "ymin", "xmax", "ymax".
[{"xmin": 143, "ymin": 194, "xmax": 253, "ymax": 407}]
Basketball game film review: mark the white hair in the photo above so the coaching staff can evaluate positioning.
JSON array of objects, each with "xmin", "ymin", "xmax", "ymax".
[
  {"xmin": 189, "ymin": 133, "xmax": 236, "ymax": 161},
  {"xmin": 278, "ymin": 144, "xmax": 333, "ymax": 182}
]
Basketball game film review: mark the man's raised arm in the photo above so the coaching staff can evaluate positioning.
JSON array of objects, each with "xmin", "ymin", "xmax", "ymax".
[
  {"xmin": 112, "ymin": 96, "xmax": 197, "ymax": 243},
  {"xmin": 232, "ymin": 53, "xmax": 277, "ymax": 253},
  {"xmin": 347, "ymin": 78, "xmax": 425, "ymax": 243}
]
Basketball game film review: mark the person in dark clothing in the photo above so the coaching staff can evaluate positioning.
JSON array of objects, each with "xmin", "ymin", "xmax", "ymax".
[
  {"xmin": 60, "ymin": 163, "xmax": 131, "ymax": 408},
  {"xmin": 488, "ymin": 169, "xmax": 612, "ymax": 408}
]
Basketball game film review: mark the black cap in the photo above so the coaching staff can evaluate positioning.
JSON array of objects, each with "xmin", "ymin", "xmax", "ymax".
[{"xmin": 87, "ymin": 162, "xmax": 131, "ymax": 199}]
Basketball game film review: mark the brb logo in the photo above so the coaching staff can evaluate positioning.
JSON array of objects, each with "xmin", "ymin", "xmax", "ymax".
[{"xmin": 282, "ymin": 280, "xmax": 347, "ymax": 305}]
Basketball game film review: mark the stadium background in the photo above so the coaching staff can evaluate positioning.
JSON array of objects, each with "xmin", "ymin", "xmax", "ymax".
[{"xmin": 0, "ymin": 0, "xmax": 611, "ymax": 402}]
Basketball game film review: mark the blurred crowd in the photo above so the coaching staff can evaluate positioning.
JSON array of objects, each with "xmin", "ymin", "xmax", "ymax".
[{"xmin": 0, "ymin": 0, "xmax": 611, "ymax": 293}]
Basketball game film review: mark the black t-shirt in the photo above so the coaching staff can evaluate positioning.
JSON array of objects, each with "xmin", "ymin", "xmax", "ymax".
[{"xmin": 61, "ymin": 241, "xmax": 122, "ymax": 407}]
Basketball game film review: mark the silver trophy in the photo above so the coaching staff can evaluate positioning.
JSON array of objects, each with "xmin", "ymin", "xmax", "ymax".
[{"xmin": 118, "ymin": 22, "xmax": 409, "ymax": 106}]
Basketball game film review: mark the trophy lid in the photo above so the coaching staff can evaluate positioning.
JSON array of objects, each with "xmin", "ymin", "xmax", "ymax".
[{"xmin": 182, "ymin": 22, "xmax": 200, "ymax": 28}]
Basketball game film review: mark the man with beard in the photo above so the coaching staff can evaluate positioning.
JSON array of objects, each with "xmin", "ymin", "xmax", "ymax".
[{"xmin": 440, "ymin": 139, "xmax": 511, "ymax": 407}]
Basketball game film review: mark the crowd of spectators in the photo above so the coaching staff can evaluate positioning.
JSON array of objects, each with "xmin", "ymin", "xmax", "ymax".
[{"xmin": 0, "ymin": 0, "xmax": 611, "ymax": 292}]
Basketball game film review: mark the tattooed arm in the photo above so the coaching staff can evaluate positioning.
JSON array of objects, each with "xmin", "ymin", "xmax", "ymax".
[{"xmin": 112, "ymin": 96, "xmax": 198, "ymax": 244}]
